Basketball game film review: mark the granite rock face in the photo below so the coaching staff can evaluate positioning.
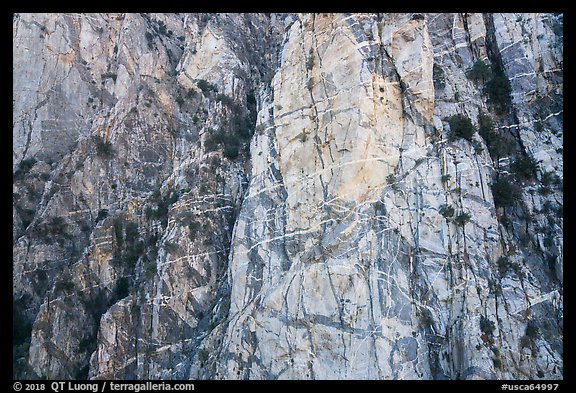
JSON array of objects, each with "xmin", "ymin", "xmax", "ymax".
[{"xmin": 13, "ymin": 13, "xmax": 562, "ymax": 380}]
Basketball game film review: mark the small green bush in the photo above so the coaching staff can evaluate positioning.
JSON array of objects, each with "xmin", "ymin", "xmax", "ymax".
[
  {"xmin": 196, "ymin": 79, "xmax": 217, "ymax": 94},
  {"xmin": 433, "ymin": 63, "xmax": 446, "ymax": 89},
  {"xmin": 216, "ymin": 93, "xmax": 235, "ymax": 107},
  {"xmin": 525, "ymin": 321, "xmax": 539, "ymax": 339},
  {"xmin": 484, "ymin": 72, "xmax": 512, "ymax": 115},
  {"xmin": 48, "ymin": 216, "xmax": 67, "ymax": 235},
  {"xmin": 555, "ymin": 205, "xmax": 563, "ymax": 218},
  {"xmin": 55, "ymin": 277, "xmax": 75, "ymax": 293},
  {"xmin": 115, "ymin": 277, "xmax": 130, "ymax": 299},
  {"xmin": 224, "ymin": 129, "xmax": 242, "ymax": 147},
  {"xmin": 306, "ymin": 48, "xmax": 315, "ymax": 70},
  {"xmin": 13, "ymin": 301, "xmax": 33, "ymax": 345},
  {"xmin": 13, "ymin": 158, "xmax": 37, "ymax": 181},
  {"xmin": 480, "ymin": 315, "xmax": 496, "ymax": 336},
  {"xmin": 204, "ymin": 136, "xmax": 219, "ymax": 152},
  {"xmin": 210, "ymin": 156, "xmax": 221, "ymax": 169},
  {"xmin": 492, "ymin": 177, "xmax": 522, "ymax": 208},
  {"xmin": 165, "ymin": 241, "xmax": 180, "ymax": 254},
  {"xmin": 144, "ymin": 263, "xmax": 157, "ymax": 279},
  {"xmin": 477, "ymin": 111, "xmax": 509, "ymax": 158},
  {"xmin": 497, "ymin": 255, "xmax": 512, "ymax": 276},
  {"xmin": 96, "ymin": 209, "xmax": 108, "ymax": 223},
  {"xmin": 166, "ymin": 190, "xmax": 179, "ymax": 205},
  {"xmin": 145, "ymin": 31, "xmax": 154, "ymax": 49},
  {"xmin": 93, "ymin": 135, "xmax": 113, "ymax": 158},
  {"xmin": 454, "ymin": 211, "xmax": 472, "ymax": 226},
  {"xmin": 114, "ymin": 218, "xmax": 124, "ymax": 248},
  {"xmin": 223, "ymin": 145, "xmax": 239, "ymax": 160},
  {"xmin": 447, "ymin": 114, "xmax": 476, "ymax": 142},
  {"xmin": 540, "ymin": 171, "xmax": 556, "ymax": 188},
  {"xmin": 307, "ymin": 77, "xmax": 315, "ymax": 90},
  {"xmin": 439, "ymin": 204, "xmax": 455, "ymax": 219},
  {"xmin": 188, "ymin": 221, "xmax": 200, "ymax": 241},
  {"xmin": 124, "ymin": 221, "xmax": 139, "ymax": 244},
  {"xmin": 467, "ymin": 60, "xmax": 492, "ymax": 84},
  {"xmin": 511, "ymin": 154, "xmax": 538, "ymax": 182},
  {"xmin": 19, "ymin": 208, "xmax": 36, "ymax": 229},
  {"xmin": 493, "ymin": 357, "xmax": 502, "ymax": 369}
]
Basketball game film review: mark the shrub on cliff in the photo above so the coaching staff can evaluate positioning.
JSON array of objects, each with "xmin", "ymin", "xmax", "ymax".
[
  {"xmin": 447, "ymin": 114, "xmax": 476, "ymax": 142},
  {"xmin": 467, "ymin": 60, "xmax": 492, "ymax": 84},
  {"xmin": 492, "ymin": 176, "xmax": 522, "ymax": 207},
  {"xmin": 93, "ymin": 135, "xmax": 113, "ymax": 158},
  {"xmin": 511, "ymin": 154, "xmax": 539, "ymax": 182},
  {"xmin": 485, "ymin": 72, "xmax": 512, "ymax": 115}
]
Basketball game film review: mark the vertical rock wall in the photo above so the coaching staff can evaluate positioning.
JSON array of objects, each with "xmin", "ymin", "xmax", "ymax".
[{"xmin": 13, "ymin": 13, "xmax": 562, "ymax": 380}]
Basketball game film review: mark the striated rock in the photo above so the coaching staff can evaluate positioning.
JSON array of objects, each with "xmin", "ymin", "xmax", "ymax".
[{"xmin": 14, "ymin": 13, "xmax": 562, "ymax": 380}]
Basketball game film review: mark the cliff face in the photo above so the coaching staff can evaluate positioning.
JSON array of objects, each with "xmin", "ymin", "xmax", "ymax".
[{"xmin": 13, "ymin": 13, "xmax": 563, "ymax": 380}]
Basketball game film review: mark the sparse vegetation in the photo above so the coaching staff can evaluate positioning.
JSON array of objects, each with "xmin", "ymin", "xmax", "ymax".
[
  {"xmin": 125, "ymin": 221, "xmax": 139, "ymax": 244},
  {"xmin": 511, "ymin": 154, "xmax": 539, "ymax": 182},
  {"xmin": 101, "ymin": 72, "xmax": 117, "ymax": 82},
  {"xmin": 145, "ymin": 31, "xmax": 155, "ymax": 49},
  {"xmin": 496, "ymin": 255, "xmax": 509, "ymax": 275},
  {"xmin": 114, "ymin": 218, "xmax": 124, "ymax": 248},
  {"xmin": 439, "ymin": 204, "xmax": 455, "ymax": 219},
  {"xmin": 93, "ymin": 135, "xmax": 113, "ymax": 158},
  {"xmin": 493, "ymin": 357, "xmax": 502, "ymax": 369},
  {"xmin": 55, "ymin": 275, "xmax": 75, "ymax": 293},
  {"xmin": 477, "ymin": 111, "xmax": 509, "ymax": 159},
  {"xmin": 525, "ymin": 321, "xmax": 539, "ymax": 339},
  {"xmin": 223, "ymin": 145, "xmax": 239, "ymax": 160},
  {"xmin": 447, "ymin": 114, "xmax": 476, "ymax": 142},
  {"xmin": 306, "ymin": 48, "xmax": 315, "ymax": 70},
  {"xmin": 216, "ymin": 93, "xmax": 235, "ymax": 107},
  {"xmin": 164, "ymin": 241, "xmax": 180, "ymax": 254},
  {"xmin": 13, "ymin": 299, "xmax": 32, "ymax": 345},
  {"xmin": 307, "ymin": 77, "xmax": 315, "ymax": 90},
  {"xmin": 33, "ymin": 216, "xmax": 68, "ymax": 241},
  {"xmin": 203, "ymin": 124, "xmax": 248, "ymax": 160},
  {"xmin": 196, "ymin": 79, "xmax": 217, "ymax": 94},
  {"xmin": 432, "ymin": 63, "xmax": 446, "ymax": 89},
  {"xmin": 198, "ymin": 349, "xmax": 209, "ymax": 366},
  {"xmin": 144, "ymin": 262, "xmax": 157, "ymax": 279},
  {"xmin": 146, "ymin": 188, "xmax": 179, "ymax": 226},
  {"xmin": 115, "ymin": 277, "xmax": 130, "ymax": 299},
  {"xmin": 112, "ymin": 218, "xmax": 144, "ymax": 270},
  {"xmin": 454, "ymin": 211, "xmax": 472, "ymax": 226},
  {"xmin": 467, "ymin": 60, "xmax": 492, "ymax": 84},
  {"xmin": 96, "ymin": 209, "xmax": 108, "ymax": 223},
  {"xmin": 484, "ymin": 71, "xmax": 512, "ymax": 115},
  {"xmin": 14, "ymin": 158, "xmax": 37, "ymax": 181},
  {"xmin": 188, "ymin": 221, "xmax": 200, "ymax": 241},
  {"xmin": 480, "ymin": 315, "xmax": 496, "ymax": 336},
  {"xmin": 19, "ymin": 207, "xmax": 36, "ymax": 229},
  {"xmin": 492, "ymin": 177, "xmax": 522, "ymax": 208}
]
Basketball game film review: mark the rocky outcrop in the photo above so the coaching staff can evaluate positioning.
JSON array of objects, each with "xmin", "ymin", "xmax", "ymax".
[{"xmin": 13, "ymin": 13, "xmax": 562, "ymax": 380}]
